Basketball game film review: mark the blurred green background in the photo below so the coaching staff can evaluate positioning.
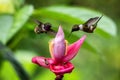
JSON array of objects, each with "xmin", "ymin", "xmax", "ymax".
[{"xmin": 0, "ymin": 0, "xmax": 120, "ymax": 80}]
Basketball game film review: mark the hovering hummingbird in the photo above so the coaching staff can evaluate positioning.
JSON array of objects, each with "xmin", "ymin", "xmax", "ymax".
[
  {"xmin": 70, "ymin": 15, "xmax": 103, "ymax": 33},
  {"xmin": 34, "ymin": 20, "xmax": 56, "ymax": 36}
]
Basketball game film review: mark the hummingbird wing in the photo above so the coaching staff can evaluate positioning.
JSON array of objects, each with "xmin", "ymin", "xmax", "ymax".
[
  {"xmin": 34, "ymin": 19, "xmax": 43, "ymax": 25},
  {"xmin": 83, "ymin": 17, "xmax": 99, "ymax": 27},
  {"xmin": 47, "ymin": 29, "xmax": 57, "ymax": 36},
  {"xmin": 83, "ymin": 15, "xmax": 103, "ymax": 27}
]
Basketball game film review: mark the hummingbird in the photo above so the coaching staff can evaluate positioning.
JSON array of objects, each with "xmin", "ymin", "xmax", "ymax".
[
  {"xmin": 71, "ymin": 15, "xmax": 103, "ymax": 33},
  {"xmin": 34, "ymin": 20, "xmax": 56, "ymax": 36}
]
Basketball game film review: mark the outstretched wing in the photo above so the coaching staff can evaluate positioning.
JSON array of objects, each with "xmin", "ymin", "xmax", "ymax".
[
  {"xmin": 47, "ymin": 29, "xmax": 57, "ymax": 36},
  {"xmin": 34, "ymin": 19, "xmax": 43, "ymax": 26},
  {"xmin": 83, "ymin": 15, "xmax": 103, "ymax": 27}
]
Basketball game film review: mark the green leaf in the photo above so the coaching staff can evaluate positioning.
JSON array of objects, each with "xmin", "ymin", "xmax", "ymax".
[
  {"xmin": 15, "ymin": 50, "xmax": 36, "ymax": 76},
  {"xmin": 0, "ymin": 15, "xmax": 13, "ymax": 44},
  {"xmin": 0, "ymin": 42, "xmax": 30, "ymax": 80},
  {"xmin": 34, "ymin": 6, "xmax": 117, "ymax": 37},
  {"xmin": 0, "ymin": 0, "xmax": 15, "ymax": 14},
  {"xmin": 64, "ymin": 68, "xmax": 82, "ymax": 80},
  {"xmin": 6, "ymin": 5, "xmax": 34, "ymax": 43},
  {"xmin": 0, "ymin": 61, "xmax": 19, "ymax": 80}
]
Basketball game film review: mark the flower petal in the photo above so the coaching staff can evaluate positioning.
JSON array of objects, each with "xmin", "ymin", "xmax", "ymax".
[
  {"xmin": 50, "ymin": 62, "xmax": 74, "ymax": 75},
  {"xmin": 53, "ymin": 26, "xmax": 66, "ymax": 62},
  {"xmin": 63, "ymin": 35, "xmax": 86, "ymax": 62},
  {"xmin": 49, "ymin": 40, "xmax": 54, "ymax": 59},
  {"xmin": 32, "ymin": 56, "xmax": 54, "ymax": 68}
]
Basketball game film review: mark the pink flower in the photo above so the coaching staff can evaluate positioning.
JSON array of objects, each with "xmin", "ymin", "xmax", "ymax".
[{"xmin": 32, "ymin": 26, "xmax": 86, "ymax": 76}]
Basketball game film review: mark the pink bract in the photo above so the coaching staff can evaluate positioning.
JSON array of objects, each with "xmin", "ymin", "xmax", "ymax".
[{"xmin": 32, "ymin": 26, "xmax": 86, "ymax": 75}]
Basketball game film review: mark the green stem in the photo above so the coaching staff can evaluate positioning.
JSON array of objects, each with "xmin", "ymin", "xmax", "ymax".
[
  {"xmin": 0, "ymin": 42, "xmax": 30, "ymax": 80},
  {"xmin": 55, "ymin": 75, "xmax": 63, "ymax": 80}
]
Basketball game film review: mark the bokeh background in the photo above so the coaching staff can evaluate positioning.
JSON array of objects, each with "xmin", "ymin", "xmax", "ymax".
[{"xmin": 0, "ymin": 0, "xmax": 120, "ymax": 80}]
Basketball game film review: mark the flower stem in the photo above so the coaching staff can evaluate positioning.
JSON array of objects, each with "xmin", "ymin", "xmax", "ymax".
[
  {"xmin": 55, "ymin": 75, "xmax": 64, "ymax": 80},
  {"xmin": 0, "ymin": 42, "xmax": 30, "ymax": 80}
]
